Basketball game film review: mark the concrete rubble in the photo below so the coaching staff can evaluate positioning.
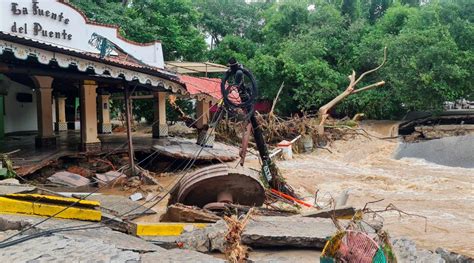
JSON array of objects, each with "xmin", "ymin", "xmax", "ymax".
[
  {"xmin": 94, "ymin": 171, "xmax": 126, "ymax": 187},
  {"xmin": 152, "ymin": 137, "xmax": 239, "ymax": 161},
  {"xmin": 177, "ymin": 216, "xmax": 336, "ymax": 252},
  {"xmin": 0, "ymin": 214, "xmax": 222, "ymax": 262},
  {"xmin": 80, "ymin": 194, "xmax": 156, "ymax": 220},
  {"xmin": 392, "ymin": 238, "xmax": 445, "ymax": 263},
  {"xmin": 242, "ymin": 216, "xmax": 335, "ymax": 248},
  {"xmin": 435, "ymin": 247, "xmax": 474, "ymax": 263},
  {"xmin": 0, "ymin": 178, "xmax": 36, "ymax": 195},
  {"xmin": 47, "ymin": 171, "xmax": 91, "ymax": 187},
  {"xmin": 161, "ymin": 203, "xmax": 221, "ymax": 223}
]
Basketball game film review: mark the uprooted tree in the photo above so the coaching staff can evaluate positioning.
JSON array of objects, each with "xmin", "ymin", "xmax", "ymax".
[{"xmin": 317, "ymin": 47, "xmax": 387, "ymax": 134}]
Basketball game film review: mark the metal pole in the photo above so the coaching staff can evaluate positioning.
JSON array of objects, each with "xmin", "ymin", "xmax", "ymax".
[
  {"xmin": 249, "ymin": 113, "xmax": 272, "ymax": 184},
  {"xmin": 124, "ymin": 85, "xmax": 135, "ymax": 176}
]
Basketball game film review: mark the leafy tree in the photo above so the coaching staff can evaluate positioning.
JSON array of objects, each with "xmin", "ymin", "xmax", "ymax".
[
  {"xmin": 399, "ymin": 0, "xmax": 420, "ymax": 7},
  {"xmin": 192, "ymin": 0, "xmax": 266, "ymax": 46},
  {"xmin": 73, "ymin": 0, "xmax": 473, "ymax": 120},
  {"xmin": 208, "ymin": 35, "xmax": 257, "ymax": 65},
  {"xmin": 368, "ymin": 0, "xmax": 393, "ymax": 22},
  {"xmin": 71, "ymin": 0, "xmax": 206, "ymax": 60},
  {"xmin": 341, "ymin": 0, "xmax": 360, "ymax": 21}
]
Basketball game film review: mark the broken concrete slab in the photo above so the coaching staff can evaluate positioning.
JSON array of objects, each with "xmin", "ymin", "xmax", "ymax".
[
  {"xmin": 0, "ymin": 184, "xmax": 36, "ymax": 195},
  {"xmin": 152, "ymin": 137, "xmax": 239, "ymax": 161},
  {"xmin": 0, "ymin": 213, "xmax": 223, "ymax": 263},
  {"xmin": 435, "ymin": 247, "xmax": 474, "ymax": 263},
  {"xmin": 160, "ymin": 204, "xmax": 221, "ymax": 223},
  {"xmin": 129, "ymin": 192, "xmax": 144, "ymax": 201},
  {"xmin": 0, "ymin": 233, "xmax": 142, "ymax": 262},
  {"xmin": 248, "ymin": 249, "xmax": 322, "ymax": 263},
  {"xmin": 94, "ymin": 171, "xmax": 126, "ymax": 187},
  {"xmin": 0, "ymin": 215, "xmax": 161, "ymax": 262},
  {"xmin": 178, "ymin": 216, "xmax": 337, "ymax": 252},
  {"xmin": 302, "ymin": 206, "xmax": 356, "ymax": 219},
  {"xmin": 392, "ymin": 238, "xmax": 444, "ymax": 263},
  {"xmin": 242, "ymin": 216, "xmax": 336, "ymax": 248},
  {"xmin": 80, "ymin": 194, "xmax": 155, "ymax": 220},
  {"xmin": 177, "ymin": 220, "xmax": 227, "ymax": 253},
  {"xmin": 141, "ymin": 249, "xmax": 225, "ymax": 263},
  {"xmin": 142, "ymin": 235, "xmax": 180, "ymax": 249},
  {"xmin": 0, "ymin": 178, "xmax": 20, "ymax": 185},
  {"xmin": 48, "ymin": 171, "xmax": 91, "ymax": 187}
]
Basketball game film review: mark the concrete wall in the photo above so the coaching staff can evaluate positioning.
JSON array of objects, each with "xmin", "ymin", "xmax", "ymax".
[{"xmin": 4, "ymin": 81, "xmax": 37, "ymax": 133}]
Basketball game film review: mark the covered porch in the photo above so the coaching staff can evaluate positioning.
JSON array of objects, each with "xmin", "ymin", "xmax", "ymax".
[{"xmin": 0, "ymin": 130, "xmax": 239, "ymax": 177}]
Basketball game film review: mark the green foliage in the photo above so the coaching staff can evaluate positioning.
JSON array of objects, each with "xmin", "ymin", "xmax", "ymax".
[
  {"xmin": 71, "ymin": 0, "xmax": 206, "ymax": 60},
  {"xmin": 72, "ymin": 0, "xmax": 473, "ymax": 120},
  {"xmin": 209, "ymin": 35, "xmax": 257, "ymax": 65},
  {"xmin": 192, "ymin": 0, "xmax": 266, "ymax": 45},
  {"xmin": 0, "ymin": 155, "xmax": 16, "ymax": 179},
  {"xmin": 132, "ymin": 98, "xmax": 193, "ymax": 124}
]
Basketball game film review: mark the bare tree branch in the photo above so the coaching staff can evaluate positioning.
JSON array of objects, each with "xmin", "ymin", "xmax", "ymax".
[{"xmin": 317, "ymin": 47, "xmax": 388, "ymax": 129}]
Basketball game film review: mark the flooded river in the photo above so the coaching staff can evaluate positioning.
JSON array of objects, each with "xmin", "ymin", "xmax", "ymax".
[{"xmin": 277, "ymin": 133, "xmax": 474, "ymax": 256}]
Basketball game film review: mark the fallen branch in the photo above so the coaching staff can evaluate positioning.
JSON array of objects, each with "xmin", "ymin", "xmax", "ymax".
[
  {"xmin": 318, "ymin": 47, "xmax": 388, "ymax": 129},
  {"xmin": 269, "ymin": 82, "xmax": 284, "ymax": 115}
]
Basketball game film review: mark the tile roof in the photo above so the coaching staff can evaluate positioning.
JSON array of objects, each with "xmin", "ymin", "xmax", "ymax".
[
  {"xmin": 0, "ymin": 31, "xmax": 178, "ymax": 82},
  {"xmin": 0, "ymin": 31, "xmax": 227, "ymax": 101},
  {"xmin": 178, "ymin": 74, "xmax": 223, "ymax": 100}
]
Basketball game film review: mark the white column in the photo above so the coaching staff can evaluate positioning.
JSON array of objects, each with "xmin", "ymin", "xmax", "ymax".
[
  {"xmin": 152, "ymin": 92, "xmax": 168, "ymax": 138},
  {"xmin": 33, "ymin": 76, "xmax": 56, "ymax": 147},
  {"xmin": 80, "ymin": 80, "xmax": 101, "ymax": 151},
  {"xmin": 55, "ymin": 96, "xmax": 67, "ymax": 131},
  {"xmin": 195, "ymin": 99, "xmax": 214, "ymax": 147},
  {"xmin": 98, "ymin": 93, "xmax": 112, "ymax": 134}
]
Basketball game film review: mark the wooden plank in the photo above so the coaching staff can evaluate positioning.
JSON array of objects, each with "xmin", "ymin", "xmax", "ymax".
[
  {"xmin": 160, "ymin": 204, "xmax": 221, "ymax": 223},
  {"xmin": 301, "ymin": 206, "xmax": 356, "ymax": 219}
]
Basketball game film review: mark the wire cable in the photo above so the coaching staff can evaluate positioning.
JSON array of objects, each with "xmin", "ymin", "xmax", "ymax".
[{"xmin": 0, "ymin": 103, "xmax": 226, "ymax": 249}]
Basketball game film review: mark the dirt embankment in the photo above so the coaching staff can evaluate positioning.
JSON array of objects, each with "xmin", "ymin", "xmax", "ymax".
[{"xmin": 276, "ymin": 129, "xmax": 474, "ymax": 257}]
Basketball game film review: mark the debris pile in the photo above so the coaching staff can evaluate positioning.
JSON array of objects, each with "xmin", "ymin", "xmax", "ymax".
[
  {"xmin": 217, "ymin": 112, "xmax": 371, "ymax": 153},
  {"xmin": 223, "ymin": 210, "xmax": 253, "ymax": 263}
]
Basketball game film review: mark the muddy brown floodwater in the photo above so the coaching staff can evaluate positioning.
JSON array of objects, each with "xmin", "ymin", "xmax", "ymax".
[{"xmin": 276, "ymin": 133, "xmax": 474, "ymax": 257}]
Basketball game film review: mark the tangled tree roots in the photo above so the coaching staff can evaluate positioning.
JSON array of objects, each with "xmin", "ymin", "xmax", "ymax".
[{"xmin": 224, "ymin": 209, "xmax": 255, "ymax": 263}]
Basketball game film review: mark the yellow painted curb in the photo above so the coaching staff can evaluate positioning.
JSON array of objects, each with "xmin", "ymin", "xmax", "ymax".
[
  {"xmin": 135, "ymin": 223, "xmax": 208, "ymax": 236},
  {"xmin": 0, "ymin": 194, "xmax": 101, "ymax": 221},
  {"xmin": 5, "ymin": 194, "xmax": 100, "ymax": 207}
]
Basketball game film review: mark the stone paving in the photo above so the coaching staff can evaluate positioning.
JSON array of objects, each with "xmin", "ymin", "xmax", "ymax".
[{"xmin": 0, "ymin": 214, "xmax": 222, "ymax": 262}]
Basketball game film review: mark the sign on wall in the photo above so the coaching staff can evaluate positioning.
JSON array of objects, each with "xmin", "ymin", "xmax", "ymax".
[
  {"xmin": 10, "ymin": 0, "xmax": 73, "ymax": 40},
  {"xmin": 0, "ymin": 0, "xmax": 165, "ymax": 68}
]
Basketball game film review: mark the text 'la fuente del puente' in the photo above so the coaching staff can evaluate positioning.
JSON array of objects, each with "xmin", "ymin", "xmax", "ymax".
[{"xmin": 10, "ymin": 0, "xmax": 73, "ymax": 40}]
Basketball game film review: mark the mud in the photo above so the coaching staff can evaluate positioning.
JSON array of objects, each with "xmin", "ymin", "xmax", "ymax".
[{"xmin": 276, "ymin": 132, "xmax": 474, "ymax": 257}]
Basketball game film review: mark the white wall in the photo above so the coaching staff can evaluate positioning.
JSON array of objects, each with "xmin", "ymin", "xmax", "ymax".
[{"xmin": 4, "ymin": 81, "xmax": 38, "ymax": 133}]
